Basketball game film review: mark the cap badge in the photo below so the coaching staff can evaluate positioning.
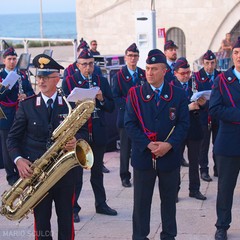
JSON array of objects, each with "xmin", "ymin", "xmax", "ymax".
[
  {"xmin": 151, "ymin": 57, "xmax": 156, "ymax": 62},
  {"xmin": 38, "ymin": 57, "xmax": 50, "ymax": 68}
]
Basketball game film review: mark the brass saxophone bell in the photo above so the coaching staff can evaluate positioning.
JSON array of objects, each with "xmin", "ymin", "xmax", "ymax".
[{"xmin": 75, "ymin": 139, "xmax": 94, "ymax": 169}]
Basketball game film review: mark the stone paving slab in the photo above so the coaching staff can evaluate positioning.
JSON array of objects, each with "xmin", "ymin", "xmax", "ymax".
[{"xmin": 0, "ymin": 150, "xmax": 240, "ymax": 239}]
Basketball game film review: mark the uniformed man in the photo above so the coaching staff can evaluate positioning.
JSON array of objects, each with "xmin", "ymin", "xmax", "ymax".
[
  {"xmin": 193, "ymin": 50, "xmax": 221, "ymax": 181},
  {"xmin": 63, "ymin": 40, "xmax": 102, "ymax": 80},
  {"xmin": 125, "ymin": 49, "xmax": 189, "ymax": 240},
  {"xmin": 112, "ymin": 43, "xmax": 146, "ymax": 187},
  {"xmin": 62, "ymin": 48, "xmax": 117, "ymax": 223},
  {"xmin": 172, "ymin": 57, "xmax": 207, "ymax": 201},
  {"xmin": 209, "ymin": 36, "xmax": 240, "ymax": 240},
  {"xmin": 0, "ymin": 47, "xmax": 34, "ymax": 186},
  {"xmin": 7, "ymin": 54, "xmax": 82, "ymax": 239},
  {"xmin": 164, "ymin": 40, "xmax": 179, "ymax": 83},
  {"xmin": 63, "ymin": 39, "xmax": 108, "ymax": 173}
]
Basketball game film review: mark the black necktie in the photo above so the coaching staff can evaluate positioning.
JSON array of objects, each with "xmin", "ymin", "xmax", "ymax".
[
  {"xmin": 47, "ymin": 98, "xmax": 53, "ymax": 121},
  {"xmin": 171, "ymin": 62, "xmax": 175, "ymax": 74},
  {"xmin": 133, "ymin": 72, "xmax": 137, "ymax": 84},
  {"xmin": 154, "ymin": 89, "xmax": 160, "ymax": 106},
  {"xmin": 183, "ymin": 83, "xmax": 187, "ymax": 90},
  {"xmin": 208, "ymin": 75, "xmax": 213, "ymax": 87}
]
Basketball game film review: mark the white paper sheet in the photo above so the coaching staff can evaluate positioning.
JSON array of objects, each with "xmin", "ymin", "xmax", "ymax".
[
  {"xmin": 190, "ymin": 90, "xmax": 212, "ymax": 102},
  {"xmin": 67, "ymin": 87, "xmax": 100, "ymax": 102},
  {"xmin": 2, "ymin": 71, "xmax": 20, "ymax": 90}
]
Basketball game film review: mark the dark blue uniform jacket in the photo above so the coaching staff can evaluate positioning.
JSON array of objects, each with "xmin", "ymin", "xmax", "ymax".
[
  {"xmin": 209, "ymin": 67, "xmax": 240, "ymax": 157},
  {"xmin": 124, "ymin": 81, "xmax": 189, "ymax": 171}
]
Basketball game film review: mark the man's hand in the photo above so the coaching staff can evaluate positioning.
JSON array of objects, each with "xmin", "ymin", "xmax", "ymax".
[
  {"xmin": 148, "ymin": 141, "xmax": 172, "ymax": 157},
  {"xmin": 197, "ymin": 96, "xmax": 207, "ymax": 106},
  {"xmin": 95, "ymin": 89, "xmax": 104, "ymax": 102},
  {"xmin": 64, "ymin": 137, "xmax": 77, "ymax": 151},
  {"xmin": 18, "ymin": 93, "xmax": 27, "ymax": 101},
  {"xmin": 16, "ymin": 158, "xmax": 33, "ymax": 179},
  {"xmin": 188, "ymin": 102, "xmax": 200, "ymax": 111}
]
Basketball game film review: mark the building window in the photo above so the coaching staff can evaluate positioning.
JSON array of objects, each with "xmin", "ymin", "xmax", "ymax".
[{"xmin": 166, "ymin": 27, "xmax": 186, "ymax": 58}]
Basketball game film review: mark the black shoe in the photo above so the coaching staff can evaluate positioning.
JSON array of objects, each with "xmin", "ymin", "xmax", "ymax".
[
  {"xmin": 201, "ymin": 172, "xmax": 212, "ymax": 182},
  {"xmin": 122, "ymin": 179, "xmax": 132, "ymax": 188},
  {"xmin": 96, "ymin": 204, "xmax": 117, "ymax": 216},
  {"xmin": 181, "ymin": 158, "xmax": 189, "ymax": 167},
  {"xmin": 215, "ymin": 229, "xmax": 227, "ymax": 240},
  {"xmin": 73, "ymin": 213, "xmax": 80, "ymax": 223},
  {"xmin": 102, "ymin": 164, "xmax": 110, "ymax": 173},
  {"xmin": 189, "ymin": 191, "xmax": 207, "ymax": 200}
]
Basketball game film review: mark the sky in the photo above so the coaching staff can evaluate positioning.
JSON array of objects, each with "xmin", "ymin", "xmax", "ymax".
[{"xmin": 0, "ymin": 0, "xmax": 76, "ymax": 14}]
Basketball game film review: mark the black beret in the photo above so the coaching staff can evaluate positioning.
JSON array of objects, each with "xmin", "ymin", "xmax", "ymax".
[
  {"xmin": 78, "ymin": 48, "xmax": 94, "ymax": 59},
  {"xmin": 232, "ymin": 36, "xmax": 240, "ymax": 50},
  {"xmin": 203, "ymin": 50, "xmax": 216, "ymax": 60},
  {"xmin": 164, "ymin": 40, "xmax": 178, "ymax": 51},
  {"xmin": 174, "ymin": 57, "xmax": 190, "ymax": 70},
  {"xmin": 3, "ymin": 47, "xmax": 17, "ymax": 58},
  {"xmin": 146, "ymin": 49, "xmax": 167, "ymax": 64},
  {"xmin": 33, "ymin": 54, "xmax": 64, "ymax": 76},
  {"xmin": 126, "ymin": 43, "xmax": 139, "ymax": 53}
]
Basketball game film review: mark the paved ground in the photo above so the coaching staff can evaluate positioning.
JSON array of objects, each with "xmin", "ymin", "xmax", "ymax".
[
  {"xmin": 1, "ymin": 46, "xmax": 240, "ymax": 239},
  {"xmin": 0, "ymin": 148, "xmax": 240, "ymax": 240}
]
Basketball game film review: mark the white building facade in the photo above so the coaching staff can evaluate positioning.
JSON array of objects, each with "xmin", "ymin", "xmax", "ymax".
[{"xmin": 76, "ymin": 0, "xmax": 240, "ymax": 65}]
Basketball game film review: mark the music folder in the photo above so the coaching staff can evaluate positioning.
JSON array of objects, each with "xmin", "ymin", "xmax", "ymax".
[
  {"xmin": 67, "ymin": 87, "xmax": 100, "ymax": 102},
  {"xmin": 190, "ymin": 90, "xmax": 212, "ymax": 102},
  {"xmin": 2, "ymin": 71, "xmax": 20, "ymax": 90}
]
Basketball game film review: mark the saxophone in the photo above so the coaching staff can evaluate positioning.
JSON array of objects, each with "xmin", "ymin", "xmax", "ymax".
[{"xmin": 0, "ymin": 89, "xmax": 95, "ymax": 221}]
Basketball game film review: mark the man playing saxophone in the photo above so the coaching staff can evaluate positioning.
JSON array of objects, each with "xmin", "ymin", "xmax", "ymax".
[
  {"xmin": 7, "ymin": 54, "xmax": 87, "ymax": 239},
  {"xmin": 0, "ymin": 47, "xmax": 34, "ymax": 186}
]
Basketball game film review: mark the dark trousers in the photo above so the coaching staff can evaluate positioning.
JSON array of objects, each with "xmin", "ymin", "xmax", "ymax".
[
  {"xmin": 132, "ymin": 168, "xmax": 179, "ymax": 240},
  {"xmin": 215, "ymin": 155, "xmax": 240, "ymax": 230},
  {"xmin": 0, "ymin": 129, "xmax": 19, "ymax": 183},
  {"xmin": 186, "ymin": 139, "xmax": 201, "ymax": 192},
  {"xmin": 33, "ymin": 177, "xmax": 75, "ymax": 240},
  {"xmin": 198, "ymin": 125, "xmax": 210, "ymax": 174},
  {"xmin": 74, "ymin": 143, "xmax": 107, "ymax": 213},
  {"xmin": 199, "ymin": 124, "xmax": 218, "ymax": 175},
  {"xmin": 119, "ymin": 128, "xmax": 131, "ymax": 181}
]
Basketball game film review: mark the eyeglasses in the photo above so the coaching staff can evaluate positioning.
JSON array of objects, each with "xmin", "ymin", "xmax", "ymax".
[
  {"xmin": 126, "ymin": 54, "xmax": 139, "ymax": 58},
  {"xmin": 78, "ymin": 62, "xmax": 94, "ymax": 68},
  {"xmin": 176, "ymin": 71, "xmax": 191, "ymax": 76},
  {"xmin": 36, "ymin": 76, "xmax": 59, "ymax": 81},
  {"xmin": 92, "ymin": 43, "xmax": 97, "ymax": 46}
]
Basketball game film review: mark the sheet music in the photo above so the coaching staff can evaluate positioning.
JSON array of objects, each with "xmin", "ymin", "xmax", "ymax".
[
  {"xmin": 190, "ymin": 90, "xmax": 212, "ymax": 102},
  {"xmin": 67, "ymin": 87, "xmax": 100, "ymax": 102},
  {"xmin": 2, "ymin": 71, "xmax": 20, "ymax": 90}
]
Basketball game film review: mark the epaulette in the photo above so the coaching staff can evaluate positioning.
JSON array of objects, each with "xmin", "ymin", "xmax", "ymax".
[{"xmin": 22, "ymin": 94, "xmax": 37, "ymax": 101}]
